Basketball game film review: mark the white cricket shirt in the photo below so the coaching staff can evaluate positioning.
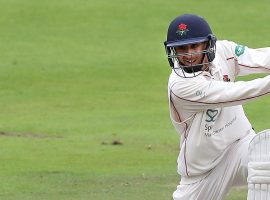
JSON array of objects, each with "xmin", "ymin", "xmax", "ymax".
[{"xmin": 168, "ymin": 40, "xmax": 270, "ymax": 184}]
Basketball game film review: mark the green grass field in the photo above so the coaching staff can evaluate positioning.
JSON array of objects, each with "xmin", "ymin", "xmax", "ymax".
[{"xmin": 0, "ymin": 0, "xmax": 269, "ymax": 199}]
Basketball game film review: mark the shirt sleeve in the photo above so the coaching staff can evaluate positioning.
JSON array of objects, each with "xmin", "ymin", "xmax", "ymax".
[
  {"xmin": 228, "ymin": 41, "xmax": 270, "ymax": 76},
  {"xmin": 170, "ymin": 75, "xmax": 270, "ymax": 112}
]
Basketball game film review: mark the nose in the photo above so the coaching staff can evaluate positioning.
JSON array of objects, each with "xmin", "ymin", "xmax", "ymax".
[
  {"xmin": 186, "ymin": 46, "xmax": 195, "ymax": 54},
  {"xmin": 184, "ymin": 47, "xmax": 194, "ymax": 59}
]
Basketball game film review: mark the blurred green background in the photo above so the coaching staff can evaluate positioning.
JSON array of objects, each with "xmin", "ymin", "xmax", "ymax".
[{"xmin": 0, "ymin": 0, "xmax": 269, "ymax": 199}]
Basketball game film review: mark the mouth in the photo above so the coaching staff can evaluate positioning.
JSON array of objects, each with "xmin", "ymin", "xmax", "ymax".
[{"xmin": 184, "ymin": 59, "xmax": 196, "ymax": 66}]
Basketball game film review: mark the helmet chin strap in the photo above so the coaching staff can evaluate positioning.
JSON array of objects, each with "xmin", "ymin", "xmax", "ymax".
[{"xmin": 183, "ymin": 64, "xmax": 203, "ymax": 73}]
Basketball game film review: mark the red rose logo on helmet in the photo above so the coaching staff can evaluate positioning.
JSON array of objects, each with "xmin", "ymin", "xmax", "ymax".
[
  {"xmin": 176, "ymin": 23, "xmax": 189, "ymax": 36},
  {"xmin": 179, "ymin": 24, "xmax": 187, "ymax": 30}
]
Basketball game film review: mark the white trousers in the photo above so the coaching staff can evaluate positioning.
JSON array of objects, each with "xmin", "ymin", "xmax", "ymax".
[{"xmin": 173, "ymin": 132, "xmax": 255, "ymax": 200}]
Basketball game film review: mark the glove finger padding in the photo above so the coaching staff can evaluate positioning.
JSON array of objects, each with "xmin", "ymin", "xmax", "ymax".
[{"xmin": 248, "ymin": 129, "xmax": 270, "ymax": 200}]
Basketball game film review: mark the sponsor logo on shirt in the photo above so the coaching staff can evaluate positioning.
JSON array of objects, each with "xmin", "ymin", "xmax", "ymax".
[
  {"xmin": 235, "ymin": 45, "xmax": 245, "ymax": 57},
  {"xmin": 205, "ymin": 109, "xmax": 219, "ymax": 122},
  {"xmin": 204, "ymin": 116, "xmax": 237, "ymax": 137}
]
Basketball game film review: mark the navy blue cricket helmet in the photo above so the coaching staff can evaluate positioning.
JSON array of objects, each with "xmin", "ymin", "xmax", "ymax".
[{"xmin": 164, "ymin": 14, "xmax": 217, "ymax": 77}]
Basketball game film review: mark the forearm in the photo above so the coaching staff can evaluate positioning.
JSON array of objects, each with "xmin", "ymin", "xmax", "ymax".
[{"xmin": 170, "ymin": 75, "xmax": 270, "ymax": 111}]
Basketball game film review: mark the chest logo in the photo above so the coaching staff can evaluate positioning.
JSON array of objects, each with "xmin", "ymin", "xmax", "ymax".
[
  {"xmin": 206, "ymin": 109, "xmax": 219, "ymax": 122},
  {"xmin": 223, "ymin": 75, "xmax": 230, "ymax": 82}
]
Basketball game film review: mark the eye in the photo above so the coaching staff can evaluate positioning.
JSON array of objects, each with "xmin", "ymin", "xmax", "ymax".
[
  {"xmin": 175, "ymin": 46, "xmax": 186, "ymax": 54},
  {"xmin": 176, "ymin": 46, "xmax": 185, "ymax": 50},
  {"xmin": 191, "ymin": 43, "xmax": 199, "ymax": 49}
]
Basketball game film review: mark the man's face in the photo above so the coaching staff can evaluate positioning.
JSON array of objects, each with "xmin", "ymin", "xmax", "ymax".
[{"xmin": 175, "ymin": 42, "xmax": 208, "ymax": 69}]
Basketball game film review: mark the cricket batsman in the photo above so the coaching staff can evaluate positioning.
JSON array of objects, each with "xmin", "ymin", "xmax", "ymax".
[{"xmin": 163, "ymin": 14, "xmax": 270, "ymax": 199}]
